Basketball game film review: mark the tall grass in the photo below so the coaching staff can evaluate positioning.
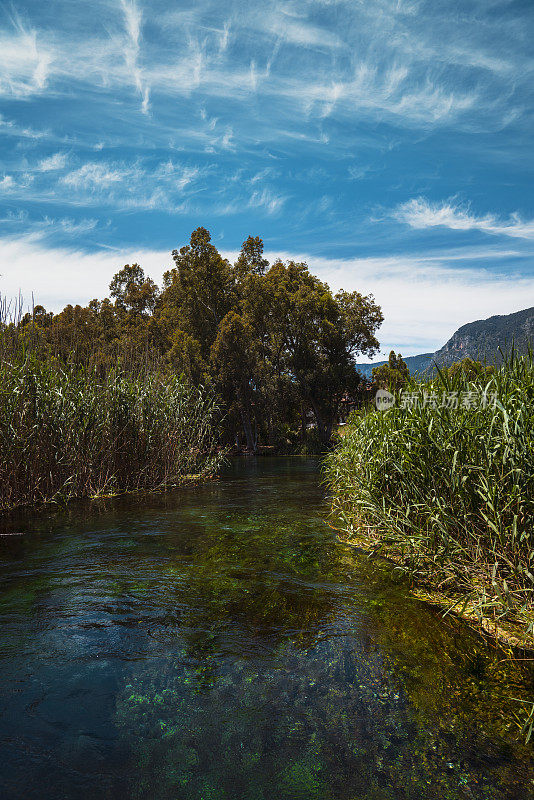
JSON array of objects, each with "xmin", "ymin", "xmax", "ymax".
[
  {"xmin": 325, "ymin": 352, "xmax": 534, "ymax": 645},
  {"xmin": 0, "ymin": 301, "xmax": 222, "ymax": 512}
]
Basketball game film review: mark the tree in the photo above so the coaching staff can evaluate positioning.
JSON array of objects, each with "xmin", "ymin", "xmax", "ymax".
[
  {"xmin": 372, "ymin": 351, "xmax": 409, "ymax": 391},
  {"xmin": 159, "ymin": 228, "xmax": 235, "ymax": 362},
  {"xmin": 46, "ymin": 303, "xmax": 100, "ymax": 362},
  {"xmin": 443, "ymin": 357, "xmax": 495, "ymax": 381},
  {"xmin": 210, "ymin": 311, "xmax": 260, "ymax": 452},
  {"xmin": 31, "ymin": 226, "xmax": 384, "ymax": 452},
  {"xmin": 264, "ymin": 260, "xmax": 383, "ymax": 445},
  {"xmin": 166, "ymin": 329, "xmax": 208, "ymax": 386},
  {"xmin": 234, "ymin": 235, "xmax": 269, "ymax": 280},
  {"xmin": 109, "ymin": 264, "xmax": 158, "ymax": 316}
]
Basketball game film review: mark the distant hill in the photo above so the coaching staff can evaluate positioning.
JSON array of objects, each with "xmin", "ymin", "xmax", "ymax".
[
  {"xmin": 356, "ymin": 306, "xmax": 534, "ymax": 379},
  {"xmin": 355, "ymin": 352, "xmax": 433, "ymax": 379},
  {"xmin": 431, "ymin": 306, "xmax": 534, "ymax": 368}
]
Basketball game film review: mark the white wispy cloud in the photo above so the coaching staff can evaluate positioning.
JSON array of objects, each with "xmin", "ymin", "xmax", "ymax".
[
  {"xmin": 394, "ymin": 197, "xmax": 534, "ymax": 240},
  {"xmin": 61, "ymin": 162, "xmax": 129, "ymax": 190},
  {"xmin": 0, "ymin": 211, "xmax": 99, "ymax": 238},
  {"xmin": 0, "ymin": 113, "xmax": 49, "ymax": 141},
  {"xmin": 54, "ymin": 217, "xmax": 99, "ymax": 235},
  {"xmin": 0, "ymin": 0, "xmax": 527, "ymax": 137},
  {"xmin": 248, "ymin": 187, "xmax": 287, "ymax": 215},
  {"xmin": 120, "ymin": 0, "xmax": 150, "ymax": 113},
  {"xmin": 0, "ymin": 11, "xmax": 52, "ymax": 98},
  {"xmin": 1, "ymin": 150, "xmax": 291, "ymax": 218},
  {"xmin": 38, "ymin": 152, "xmax": 68, "ymax": 171},
  {"xmin": 154, "ymin": 160, "xmax": 200, "ymax": 188},
  {"xmin": 0, "ymin": 209, "xmax": 27, "ymax": 223},
  {"xmin": 54, "ymin": 157, "xmax": 205, "ymax": 212},
  {"xmin": 0, "ymin": 175, "xmax": 15, "ymax": 190},
  {"xmin": 256, "ymin": 13, "xmax": 343, "ymax": 50}
]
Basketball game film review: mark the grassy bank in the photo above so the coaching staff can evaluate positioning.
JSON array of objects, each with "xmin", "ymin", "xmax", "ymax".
[
  {"xmin": 0, "ymin": 315, "xmax": 222, "ymax": 513},
  {"xmin": 325, "ymin": 352, "xmax": 534, "ymax": 650}
]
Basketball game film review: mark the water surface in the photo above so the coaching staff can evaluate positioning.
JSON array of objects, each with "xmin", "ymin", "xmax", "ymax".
[{"xmin": 0, "ymin": 457, "xmax": 532, "ymax": 799}]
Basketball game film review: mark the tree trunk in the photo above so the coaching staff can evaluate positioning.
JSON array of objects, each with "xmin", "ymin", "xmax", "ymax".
[
  {"xmin": 300, "ymin": 405, "xmax": 307, "ymax": 442},
  {"xmin": 309, "ymin": 399, "xmax": 332, "ymax": 448},
  {"xmin": 240, "ymin": 407, "xmax": 257, "ymax": 453}
]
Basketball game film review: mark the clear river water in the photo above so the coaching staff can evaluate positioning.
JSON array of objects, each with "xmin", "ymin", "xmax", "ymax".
[{"xmin": 0, "ymin": 457, "xmax": 532, "ymax": 799}]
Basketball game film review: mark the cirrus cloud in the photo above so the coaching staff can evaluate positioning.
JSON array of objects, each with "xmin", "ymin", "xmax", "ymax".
[{"xmin": 394, "ymin": 197, "xmax": 534, "ymax": 240}]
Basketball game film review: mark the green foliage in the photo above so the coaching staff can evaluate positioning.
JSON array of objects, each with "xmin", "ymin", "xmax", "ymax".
[
  {"xmin": 150, "ymin": 229, "xmax": 383, "ymax": 449},
  {"xmin": 443, "ymin": 356, "xmax": 495, "ymax": 382},
  {"xmin": 116, "ymin": 632, "xmax": 531, "ymax": 800},
  {"xmin": 372, "ymin": 350, "xmax": 409, "ymax": 391},
  {"xmin": 3, "ymin": 227, "xmax": 383, "ymax": 454},
  {"xmin": 210, "ymin": 311, "xmax": 259, "ymax": 450},
  {"xmin": 325, "ymin": 352, "xmax": 534, "ymax": 644},
  {"xmin": 161, "ymin": 227, "xmax": 236, "ymax": 362},
  {"xmin": 109, "ymin": 263, "xmax": 159, "ymax": 316},
  {"xmin": 257, "ymin": 261, "xmax": 382, "ymax": 445},
  {"xmin": 166, "ymin": 328, "xmax": 208, "ymax": 385},
  {"xmin": 234, "ymin": 234, "xmax": 269, "ymax": 279},
  {"xmin": 0, "ymin": 320, "xmax": 221, "ymax": 511}
]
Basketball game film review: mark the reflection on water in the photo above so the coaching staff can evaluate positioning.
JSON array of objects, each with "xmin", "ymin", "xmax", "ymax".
[{"xmin": 0, "ymin": 458, "xmax": 532, "ymax": 799}]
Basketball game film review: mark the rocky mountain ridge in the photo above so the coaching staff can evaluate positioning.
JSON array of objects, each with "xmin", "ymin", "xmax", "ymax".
[{"xmin": 356, "ymin": 306, "xmax": 534, "ymax": 378}]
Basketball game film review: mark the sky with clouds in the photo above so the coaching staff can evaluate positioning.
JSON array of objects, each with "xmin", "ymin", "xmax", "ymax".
[{"xmin": 0, "ymin": 0, "xmax": 533, "ymax": 358}]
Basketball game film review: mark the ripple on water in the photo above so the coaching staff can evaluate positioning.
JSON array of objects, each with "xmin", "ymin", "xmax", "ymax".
[{"xmin": 0, "ymin": 457, "xmax": 533, "ymax": 799}]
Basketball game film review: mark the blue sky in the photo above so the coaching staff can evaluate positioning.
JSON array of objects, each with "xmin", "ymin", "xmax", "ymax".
[{"xmin": 1, "ymin": 0, "xmax": 533, "ymax": 358}]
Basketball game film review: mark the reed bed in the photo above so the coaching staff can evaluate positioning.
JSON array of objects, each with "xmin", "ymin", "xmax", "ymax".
[
  {"xmin": 0, "ymin": 302, "xmax": 222, "ymax": 512},
  {"xmin": 325, "ymin": 352, "xmax": 534, "ymax": 647}
]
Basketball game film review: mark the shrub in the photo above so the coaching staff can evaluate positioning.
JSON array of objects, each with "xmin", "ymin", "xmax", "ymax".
[
  {"xmin": 325, "ymin": 351, "xmax": 534, "ymax": 644},
  {"xmin": 0, "ymin": 311, "xmax": 222, "ymax": 511}
]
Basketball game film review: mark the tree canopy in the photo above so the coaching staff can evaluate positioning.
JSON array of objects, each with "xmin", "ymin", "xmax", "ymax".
[
  {"xmin": 20, "ymin": 228, "xmax": 384, "ymax": 450},
  {"xmin": 372, "ymin": 351, "xmax": 409, "ymax": 391}
]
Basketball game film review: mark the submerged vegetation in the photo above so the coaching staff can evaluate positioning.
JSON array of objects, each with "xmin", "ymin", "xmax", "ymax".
[
  {"xmin": 2, "ymin": 459, "xmax": 532, "ymax": 797},
  {"xmin": 110, "ymin": 463, "xmax": 533, "ymax": 799},
  {"xmin": 325, "ymin": 351, "xmax": 534, "ymax": 650},
  {"xmin": 0, "ymin": 302, "xmax": 221, "ymax": 512},
  {"xmin": 118, "ymin": 634, "xmax": 532, "ymax": 800}
]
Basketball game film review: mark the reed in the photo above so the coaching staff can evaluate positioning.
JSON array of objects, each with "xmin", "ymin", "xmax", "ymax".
[
  {"xmin": 325, "ymin": 351, "xmax": 534, "ymax": 645},
  {"xmin": 0, "ymin": 299, "xmax": 222, "ymax": 511}
]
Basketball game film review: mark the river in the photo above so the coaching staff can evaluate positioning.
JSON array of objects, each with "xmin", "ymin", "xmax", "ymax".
[{"xmin": 0, "ymin": 457, "xmax": 532, "ymax": 798}]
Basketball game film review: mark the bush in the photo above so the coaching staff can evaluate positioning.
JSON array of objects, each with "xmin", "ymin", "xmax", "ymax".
[
  {"xmin": 325, "ymin": 351, "xmax": 534, "ymax": 644},
  {"xmin": 0, "ymin": 320, "xmax": 222, "ymax": 511}
]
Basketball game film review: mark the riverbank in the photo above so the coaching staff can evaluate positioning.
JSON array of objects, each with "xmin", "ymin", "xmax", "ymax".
[
  {"xmin": 324, "ymin": 353, "xmax": 534, "ymax": 653},
  {"xmin": 0, "ymin": 331, "xmax": 222, "ymax": 513},
  {"xmin": 335, "ymin": 524, "xmax": 534, "ymax": 654}
]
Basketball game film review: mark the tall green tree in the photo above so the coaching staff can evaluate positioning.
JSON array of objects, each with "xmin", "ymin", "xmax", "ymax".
[
  {"xmin": 444, "ymin": 357, "xmax": 495, "ymax": 381},
  {"xmin": 234, "ymin": 235, "xmax": 269, "ymax": 280},
  {"xmin": 264, "ymin": 260, "xmax": 383, "ymax": 445},
  {"xmin": 158, "ymin": 227, "xmax": 235, "ymax": 362},
  {"xmin": 109, "ymin": 263, "xmax": 158, "ymax": 316},
  {"xmin": 372, "ymin": 351, "xmax": 409, "ymax": 391},
  {"xmin": 33, "ymin": 227, "xmax": 384, "ymax": 451},
  {"xmin": 210, "ymin": 311, "xmax": 260, "ymax": 452}
]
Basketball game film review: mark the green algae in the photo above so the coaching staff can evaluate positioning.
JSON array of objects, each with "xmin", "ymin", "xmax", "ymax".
[{"xmin": 1, "ymin": 458, "xmax": 532, "ymax": 799}]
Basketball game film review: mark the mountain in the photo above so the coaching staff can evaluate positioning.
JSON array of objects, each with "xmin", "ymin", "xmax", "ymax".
[
  {"xmin": 431, "ymin": 306, "xmax": 534, "ymax": 368},
  {"xmin": 356, "ymin": 306, "xmax": 534, "ymax": 379}
]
